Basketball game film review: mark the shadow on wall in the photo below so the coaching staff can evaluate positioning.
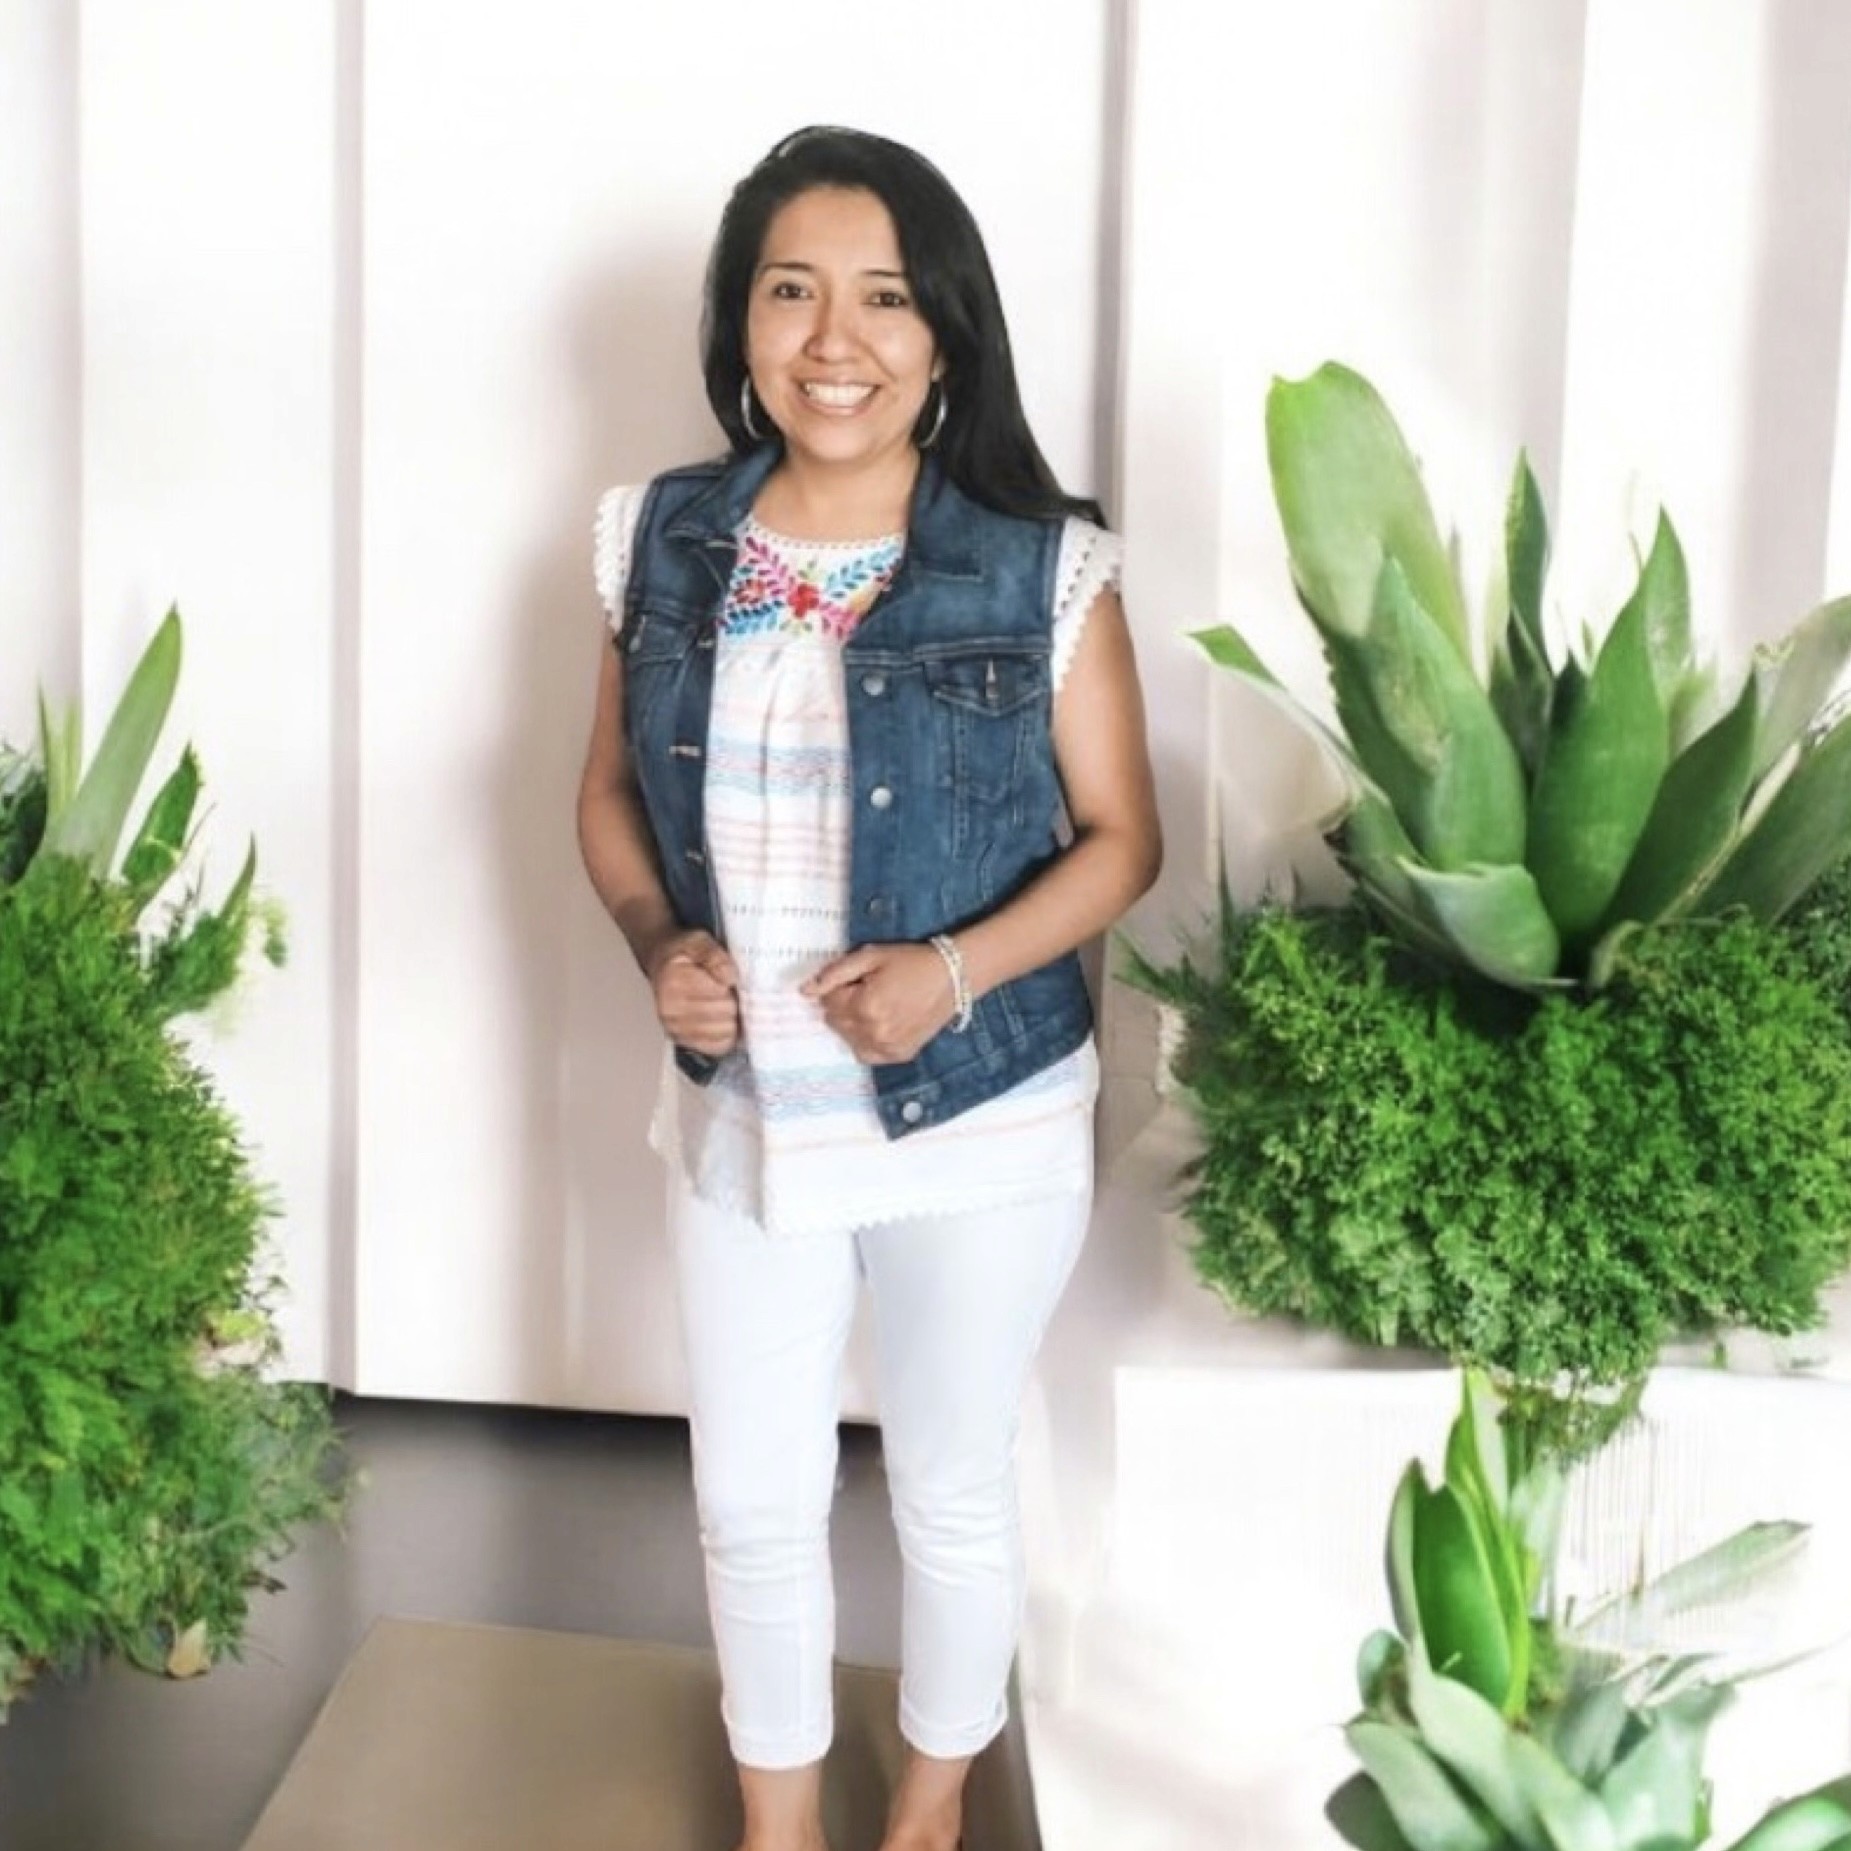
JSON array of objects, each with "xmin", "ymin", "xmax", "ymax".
[{"xmin": 492, "ymin": 242, "xmax": 720, "ymax": 1411}]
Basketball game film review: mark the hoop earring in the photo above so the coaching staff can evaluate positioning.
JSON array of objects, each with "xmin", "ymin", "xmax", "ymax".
[
  {"xmin": 917, "ymin": 380, "xmax": 948, "ymax": 451},
  {"xmin": 740, "ymin": 375, "xmax": 767, "ymax": 443}
]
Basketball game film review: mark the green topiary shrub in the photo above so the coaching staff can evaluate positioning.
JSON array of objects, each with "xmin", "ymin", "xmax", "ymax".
[
  {"xmin": 0, "ymin": 616, "xmax": 343, "ymax": 1715},
  {"xmin": 1127, "ymin": 898, "xmax": 1851, "ymax": 1451}
]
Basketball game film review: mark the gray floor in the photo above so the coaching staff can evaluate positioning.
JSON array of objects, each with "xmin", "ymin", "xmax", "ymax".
[{"xmin": 0, "ymin": 1396, "xmax": 1024, "ymax": 1851}]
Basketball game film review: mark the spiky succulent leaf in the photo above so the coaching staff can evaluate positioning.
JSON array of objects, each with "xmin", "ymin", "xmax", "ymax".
[
  {"xmin": 1446, "ymin": 1373, "xmax": 1509, "ymax": 1517},
  {"xmin": 1701, "ymin": 711, "xmax": 1851, "ymax": 919},
  {"xmin": 1490, "ymin": 454, "xmax": 1555, "ymax": 775},
  {"xmin": 1750, "ymin": 596, "xmax": 1851, "ymax": 781},
  {"xmin": 1725, "ymin": 1778, "xmax": 1851, "ymax": 1851},
  {"xmin": 1543, "ymin": 1682, "xmax": 1633, "ymax": 1786},
  {"xmin": 1506, "ymin": 1459, "xmax": 1566, "ymax": 1605},
  {"xmin": 1526, "ymin": 588, "xmax": 1670, "ymax": 946},
  {"xmin": 1327, "ymin": 561, "xmax": 1527, "ymax": 870},
  {"xmin": 1327, "ymin": 1770, "xmax": 1425, "ymax": 1851},
  {"xmin": 1669, "ymin": 658, "xmax": 1728, "ymax": 755},
  {"xmin": 1399, "ymin": 862, "xmax": 1561, "ymax": 988},
  {"xmin": 1504, "ymin": 1731, "xmax": 1618, "ymax": 1851},
  {"xmin": 1629, "ymin": 514, "xmax": 1694, "ymax": 712},
  {"xmin": 1405, "ymin": 1644, "xmax": 1549, "ymax": 1851},
  {"xmin": 1388, "ymin": 1461, "xmax": 1425, "ymax": 1644},
  {"xmin": 37, "ymin": 606, "xmax": 182, "ymax": 875},
  {"xmin": 1334, "ymin": 795, "xmax": 1457, "ymax": 958},
  {"xmin": 1192, "ymin": 623, "xmax": 1371, "ymax": 801},
  {"xmin": 1570, "ymin": 1521, "xmax": 1808, "ymax": 1652},
  {"xmin": 1346, "ymin": 1722, "xmax": 1503, "ymax": 1851},
  {"xmin": 121, "ymin": 745, "xmax": 202, "ymax": 909},
  {"xmin": 37, "ymin": 689, "xmax": 81, "ymax": 822},
  {"xmin": 1412, "ymin": 1483, "xmax": 1516, "ymax": 1711},
  {"xmin": 1596, "ymin": 1685, "xmax": 1729, "ymax": 1849},
  {"xmin": 1267, "ymin": 363, "xmax": 1472, "ymax": 658},
  {"xmin": 1603, "ymin": 670, "xmax": 1759, "ymax": 928},
  {"xmin": 1359, "ymin": 1628, "xmax": 1409, "ymax": 1712}
]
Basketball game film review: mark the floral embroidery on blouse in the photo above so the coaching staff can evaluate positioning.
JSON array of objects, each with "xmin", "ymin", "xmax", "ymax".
[{"xmin": 721, "ymin": 519, "xmax": 904, "ymax": 642}]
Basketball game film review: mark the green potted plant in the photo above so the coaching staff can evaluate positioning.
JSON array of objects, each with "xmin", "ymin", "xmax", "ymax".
[
  {"xmin": 1127, "ymin": 364, "xmax": 1851, "ymax": 1834},
  {"xmin": 0, "ymin": 609, "xmax": 344, "ymax": 1715},
  {"xmin": 1129, "ymin": 363, "xmax": 1851, "ymax": 1452},
  {"xmin": 1331, "ymin": 1372, "xmax": 1851, "ymax": 1851}
]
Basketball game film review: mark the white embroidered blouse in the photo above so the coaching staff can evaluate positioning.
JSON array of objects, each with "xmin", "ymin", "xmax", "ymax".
[{"xmin": 595, "ymin": 482, "xmax": 1121, "ymax": 1238}]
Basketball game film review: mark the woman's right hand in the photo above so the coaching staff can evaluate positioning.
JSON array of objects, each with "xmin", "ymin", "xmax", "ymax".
[{"xmin": 646, "ymin": 929, "xmax": 742, "ymax": 1058}]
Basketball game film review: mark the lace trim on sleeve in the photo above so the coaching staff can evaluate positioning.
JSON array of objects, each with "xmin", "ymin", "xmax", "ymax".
[
  {"xmin": 1051, "ymin": 517, "xmax": 1125, "ymax": 692},
  {"xmin": 593, "ymin": 483, "xmax": 648, "ymax": 630}
]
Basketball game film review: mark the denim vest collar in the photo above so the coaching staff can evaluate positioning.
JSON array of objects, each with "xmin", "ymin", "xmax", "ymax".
[{"xmin": 662, "ymin": 445, "xmax": 983, "ymax": 599}]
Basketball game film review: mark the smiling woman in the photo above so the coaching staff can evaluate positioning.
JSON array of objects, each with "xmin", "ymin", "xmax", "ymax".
[{"xmin": 575, "ymin": 125, "xmax": 1160, "ymax": 1851}]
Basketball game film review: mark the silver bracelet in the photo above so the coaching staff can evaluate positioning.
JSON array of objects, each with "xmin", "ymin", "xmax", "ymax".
[{"xmin": 929, "ymin": 933, "xmax": 974, "ymax": 1034}]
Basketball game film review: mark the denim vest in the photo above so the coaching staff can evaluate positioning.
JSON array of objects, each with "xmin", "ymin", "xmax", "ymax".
[{"xmin": 618, "ymin": 444, "xmax": 1094, "ymax": 1138}]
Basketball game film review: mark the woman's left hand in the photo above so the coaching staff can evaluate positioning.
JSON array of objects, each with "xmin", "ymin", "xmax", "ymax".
[{"xmin": 801, "ymin": 942, "xmax": 958, "ymax": 1065}]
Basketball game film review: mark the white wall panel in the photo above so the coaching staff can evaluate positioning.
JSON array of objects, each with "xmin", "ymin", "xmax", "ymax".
[
  {"xmin": 1206, "ymin": 0, "xmax": 1587, "ymax": 901},
  {"xmin": 355, "ymin": 0, "xmax": 1111, "ymax": 1406},
  {"xmin": 1558, "ymin": 0, "xmax": 1851, "ymax": 657},
  {"xmin": 0, "ymin": 0, "xmax": 79, "ymax": 743},
  {"xmin": 80, "ymin": 0, "xmax": 337, "ymax": 1380}
]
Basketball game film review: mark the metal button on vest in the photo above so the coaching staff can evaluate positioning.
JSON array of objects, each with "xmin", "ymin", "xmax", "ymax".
[
  {"xmin": 900, "ymin": 1101, "xmax": 924, "ymax": 1125},
  {"xmin": 869, "ymin": 785, "xmax": 894, "ymax": 810},
  {"xmin": 861, "ymin": 673, "xmax": 887, "ymax": 697}
]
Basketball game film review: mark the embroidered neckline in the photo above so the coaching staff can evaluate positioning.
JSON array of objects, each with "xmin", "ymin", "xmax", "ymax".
[{"xmin": 742, "ymin": 513, "xmax": 905, "ymax": 552}]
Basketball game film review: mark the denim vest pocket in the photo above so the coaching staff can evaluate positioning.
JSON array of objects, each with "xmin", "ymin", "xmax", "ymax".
[{"xmin": 924, "ymin": 647, "xmax": 1049, "ymax": 806}]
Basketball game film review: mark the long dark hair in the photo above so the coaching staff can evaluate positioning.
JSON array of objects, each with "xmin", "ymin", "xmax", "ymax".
[{"xmin": 701, "ymin": 125, "xmax": 1102, "ymax": 525}]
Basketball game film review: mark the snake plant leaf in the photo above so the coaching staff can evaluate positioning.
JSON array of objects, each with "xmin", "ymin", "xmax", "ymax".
[
  {"xmin": 1192, "ymin": 623, "xmax": 1371, "ymax": 799},
  {"xmin": 1399, "ymin": 862, "xmax": 1562, "ymax": 989},
  {"xmin": 121, "ymin": 745, "xmax": 202, "ymax": 908},
  {"xmin": 1700, "ymin": 710, "xmax": 1851, "ymax": 919},
  {"xmin": 37, "ymin": 606, "xmax": 183, "ymax": 876},
  {"xmin": 1346, "ymin": 1722, "xmax": 1504, "ymax": 1851},
  {"xmin": 1388, "ymin": 1461, "xmax": 1425, "ymax": 1643},
  {"xmin": 1596, "ymin": 1685, "xmax": 1728, "ymax": 1851},
  {"xmin": 1267, "ymin": 363, "xmax": 1472, "ymax": 659},
  {"xmin": 1526, "ymin": 588, "xmax": 1670, "ymax": 947},
  {"xmin": 1602, "ymin": 669, "xmax": 1760, "ymax": 929},
  {"xmin": 1750, "ymin": 595, "xmax": 1851, "ymax": 781},
  {"xmin": 1412, "ymin": 1482, "xmax": 1516, "ymax": 1711},
  {"xmin": 1490, "ymin": 454, "xmax": 1555, "ymax": 776},
  {"xmin": 1724, "ymin": 1778, "xmax": 1851, "ymax": 1851},
  {"xmin": 1327, "ymin": 560, "xmax": 1528, "ymax": 870},
  {"xmin": 1405, "ymin": 1643, "xmax": 1550, "ymax": 1851}
]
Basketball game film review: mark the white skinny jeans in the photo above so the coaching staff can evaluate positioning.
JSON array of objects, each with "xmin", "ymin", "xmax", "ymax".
[{"xmin": 670, "ymin": 1169, "xmax": 1090, "ymax": 1770}]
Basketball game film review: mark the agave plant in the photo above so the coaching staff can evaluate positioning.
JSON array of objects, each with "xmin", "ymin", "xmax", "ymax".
[
  {"xmin": 6, "ymin": 607, "xmax": 273, "ymax": 1011},
  {"xmin": 1336, "ymin": 1374, "xmax": 1851, "ymax": 1851},
  {"xmin": 1205, "ymin": 363, "xmax": 1851, "ymax": 989}
]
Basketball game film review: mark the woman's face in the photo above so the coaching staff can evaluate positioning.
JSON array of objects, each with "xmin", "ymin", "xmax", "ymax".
[{"xmin": 744, "ymin": 185, "xmax": 941, "ymax": 473}]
